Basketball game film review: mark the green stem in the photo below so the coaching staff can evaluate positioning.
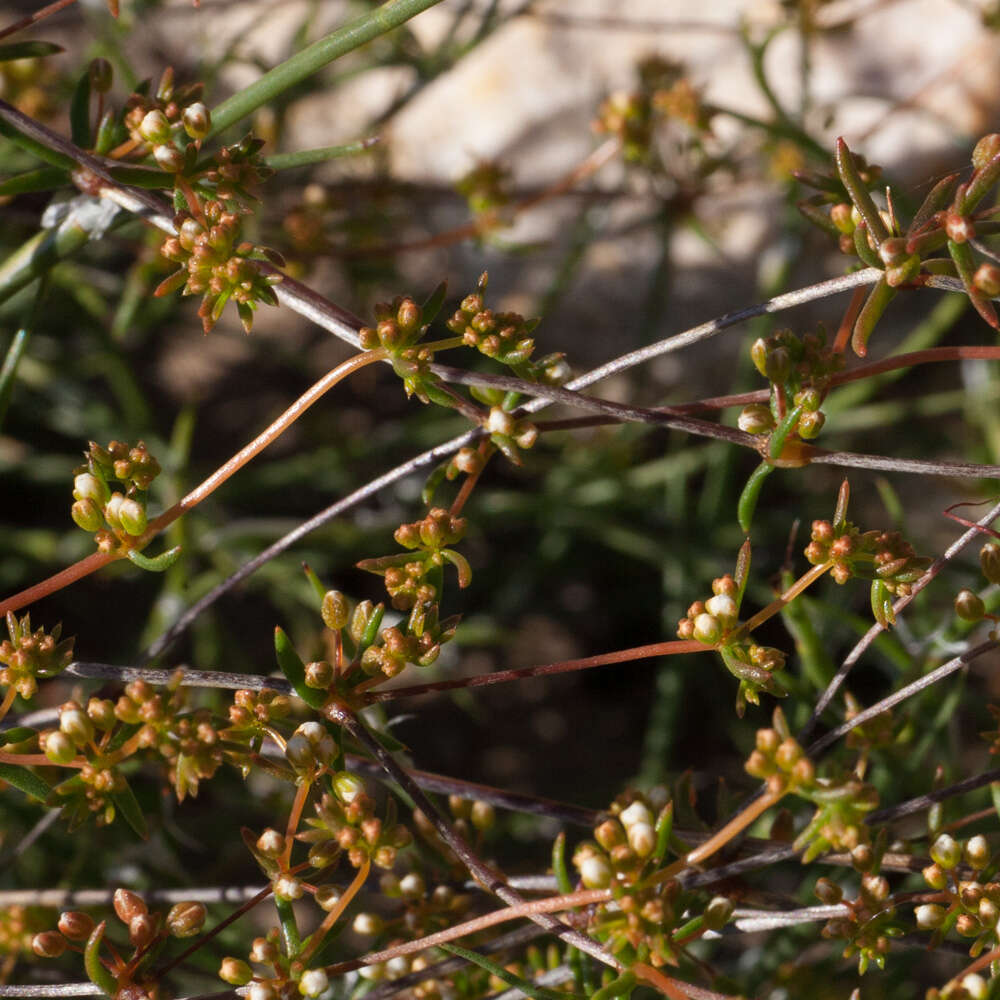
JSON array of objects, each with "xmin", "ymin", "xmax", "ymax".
[
  {"xmin": 265, "ymin": 137, "xmax": 378, "ymax": 170},
  {"xmin": 207, "ymin": 0, "xmax": 446, "ymax": 138}
]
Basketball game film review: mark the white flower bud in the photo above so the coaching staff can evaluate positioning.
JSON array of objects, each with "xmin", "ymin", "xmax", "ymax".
[
  {"xmin": 256, "ymin": 829, "xmax": 285, "ymax": 857},
  {"xmin": 352, "ymin": 912, "xmax": 383, "ymax": 936},
  {"xmin": 249, "ymin": 982, "xmax": 278, "ymax": 1000},
  {"xmin": 915, "ymin": 903, "xmax": 946, "ymax": 930},
  {"xmin": 962, "ymin": 974, "xmax": 988, "ymax": 1000},
  {"xmin": 705, "ymin": 594, "xmax": 739, "ymax": 627},
  {"xmin": 487, "ymin": 407, "xmax": 515, "ymax": 436},
  {"xmin": 299, "ymin": 969, "xmax": 329, "ymax": 997},
  {"xmin": 620, "ymin": 801, "xmax": 653, "ymax": 829},
  {"xmin": 399, "ymin": 873, "xmax": 425, "ymax": 899},
  {"xmin": 627, "ymin": 822, "xmax": 656, "ymax": 858},
  {"xmin": 273, "ymin": 876, "xmax": 302, "ymax": 900},
  {"xmin": 578, "ymin": 854, "xmax": 612, "ymax": 888}
]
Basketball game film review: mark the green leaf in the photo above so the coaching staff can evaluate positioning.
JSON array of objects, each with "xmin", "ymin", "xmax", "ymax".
[
  {"xmin": 438, "ymin": 943, "xmax": 574, "ymax": 1000},
  {"xmin": 275, "ymin": 626, "xmax": 326, "ymax": 708},
  {"xmin": 0, "ymin": 726, "xmax": 38, "ymax": 746},
  {"xmin": 111, "ymin": 778, "xmax": 148, "ymax": 839},
  {"xmin": 0, "ymin": 761, "xmax": 52, "ymax": 801},
  {"xmin": 126, "ymin": 545, "xmax": 182, "ymax": 572},
  {"xmin": 84, "ymin": 921, "xmax": 117, "ymax": 996},
  {"xmin": 421, "ymin": 280, "xmax": 448, "ymax": 326},
  {"xmin": 0, "ymin": 41, "xmax": 63, "ymax": 62},
  {"xmin": 69, "ymin": 69, "xmax": 92, "ymax": 147},
  {"xmin": 0, "ymin": 165, "xmax": 69, "ymax": 197}
]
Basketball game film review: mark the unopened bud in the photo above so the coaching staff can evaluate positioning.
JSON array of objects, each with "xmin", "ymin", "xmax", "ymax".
[
  {"xmin": 738, "ymin": 403, "xmax": 775, "ymax": 435},
  {"xmin": 32, "ymin": 931, "xmax": 67, "ymax": 957},
  {"xmin": 60, "ymin": 707, "xmax": 94, "ymax": 746},
  {"xmin": 982, "ymin": 543, "xmax": 1000, "ymax": 585},
  {"xmin": 71, "ymin": 498, "xmax": 104, "ymax": 533},
  {"xmin": 58, "ymin": 911, "xmax": 95, "ymax": 941},
  {"xmin": 930, "ymin": 833, "xmax": 961, "ymax": 870},
  {"xmin": 273, "ymin": 876, "xmax": 302, "ymax": 900},
  {"xmin": 182, "ymin": 102, "xmax": 211, "ymax": 140},
  {"xmin": 966, "ymin": 834, "xmax": 990, "ymax": 869},
  {"xmin": 256, "ymin": 829, "xmax": 285, "ymax": 857},
  {"xmin": 304, "ymin": 660, "xmax": 334, "ymax": 689},
  {"xmin": 139, "ymin": 109, "xmax": 171, "ymax": 145},
  {"xmin": 915, "ymin": 904, "xmax": 946, "ymax": 930},
  {"xmin": 487, "ymin": 407, "xmax": 515, "ymax": 436},
  {"xmin": 704, "ymin": 896, "xmax": 734, "ymax": 930},
  {"xmin": 352, "ymin": 912, "xmax": 383, "ymax": 935},
  {"xmin": 322, "ymin": 590, "xmax": 350, "ymax": 630},
  {"xmin": 627, "ymin": 822, "xmax": 655, "ymax": 858},
  {"xmin": 166, "ymin": 901, "xmax": 206, "ymax": 937},
  {"xmin": 153, "ymin": 144, "xmax": 186, "ymax": 173},
  {"xmin": 299, "ymin": 970, "xmax": 329, "ymax": 997},
  {"xmin": 954, "ymin": 589, "xmax": 985, "ymax": 621},
  {"xmin": 117, "ymin": 497, "xmax": 147, "ymax": 536},
  {"xmin": 974, "ymin": 263, "xmax": 1000, "ymax": 298},
  {"xmin": 219, "ymin": 957, "xmax": 253, "ymax": 986},
  {"xmin": 44, "ymin": 731, "xmax": 78, "ymax": 765},
  {"xmin": 333, "ymin": 771, "xmax": 366, "ymax": 804}
]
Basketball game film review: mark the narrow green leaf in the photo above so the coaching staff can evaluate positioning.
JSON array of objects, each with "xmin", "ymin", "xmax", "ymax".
[
  {"xmin": 0, "ymin": 41, "xmax": 63, "ymax": 61},
  {"xmin": 0, "ymin": 165, "xmax": 69, "ymax": 197},
  {"xmin": 69, "ymin": 69, "xmax": 92, "ymax": 148},
  {"xmin": 275, "ymin": 626, "xmax": 326, "ymax": 708},
  {"xmin": 126, "ymin": 545, "xmax": 182, "ymax": 572},
  {"xmin": 421, "ymin": 279, "xmax": 448, "ymax": 326},
  {"xmin": 111, "ymin": 778, "xmax": 148, "ymax": 839},
  {"xmin": 552, "ymin": 832, "xmax": 572, "ymax": 894},
  {"xmin": 84, "ymin": 921, "xmax": 117, "ymax": 996},
  {"xmin": 0, "ymin": 761, "xmax": 52, "ymax": 801},
  {"xmin": 264, "ymin": 137, "xmax": 378, "ymax": 170},
  {"xmin": 438, "ymin": 943, "xmax": 572, "ymax": 1000},
  {"xmin": 737, "ymin": 461, "xmax": 774, "ymax": 533}
]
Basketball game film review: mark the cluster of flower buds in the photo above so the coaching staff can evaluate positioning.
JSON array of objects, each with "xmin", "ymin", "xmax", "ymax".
[
  {"xmin": 156, "ymin": 199, "xmax": 283, "ymax": 333},
  {"xmin": 456, "ymin": 160, "xmax": 511, "ymax": 218},
  {"xmin": 71, "ymin": 440, "xmax": 161, "ymax": 551},
  {"xmin": 746, "ymin": 708, "xmax": 878, "ymax": 862},
  {"xmin": 916, "ymin": 833, "xmax": 999, "ymax": 960},
  {"xmin": 594, "ymin": 91, "xmax": 655, "ymax": 164},
  {"xmin": 353, "ymin": 508, "xmax": 468, "ymax": 677},
  {"xmin": 815, "ymin": 874, "xmax": 901, "ymax": 974},
  {"xmin": 123, "ymin": 68, "xmax": 205, "ymax": 153},
  {"xmin": 801, "ymin": 135, "xmax": 1000, "ymax": 354},
  {"xmin": 284, "ymin": 721, "xmax": 336, "ymax": 780},
  {"xmin": 804, "ymin": 518, "xmax": 929, "ymax": 626},
  {"xmin": 677, "ymin": 569, "xmax": 787, "ymax": 714},
  {"xmin": 200, "ymin": 133, "xmax": 274, "ymax": 205},
  {"xmin": 297, "ymin": 771, "xmax": 412, "ymax": 871},
  {"xmin": 446, "ymin": 273, "xmax": 539, "ymax": 369},
  {"xmin": 743, "ymin": 327, "xmax": 843, "ymax": 443},
  {"xmin": 0, "ymin": 611, "xmax": 73, "ymax": 700},
  {"xmin": 220, "ymin": 928, "xmax": 330, "ymax": 999},
  {"xmin": 927, "ymin": 974, "xmax": 992, "ymax": 1000},
  {"xmin": 34, "ymin": 890, "xmax": 205, "ymax": 1000}
]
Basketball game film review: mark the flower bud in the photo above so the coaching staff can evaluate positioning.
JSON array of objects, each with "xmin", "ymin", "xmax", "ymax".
[
  {"xmin": 139, "ymin": 109, "xmax": 171, "ymax": 145},
  {"xmin": 966, "ymin": 834, "xmax": 990, "ymax": 870},
  {"xmin": 944, "ymin": 211, "xmax": 974, "ymax": 243},
  {"xmin": 60, "ymin": 707, "xmax": 94, "ymax": 746},
  {"xmin": 321, "ymin": 590, "xmax": 350, "ymax": 631},
  {"xmin": 285, "ymin": 733, "xmax": 315, "ymax": 770},
  {"xmin": 737, "ymin": 403, "xmax": 775, "ymax": 435},
  {"xmin": 333, "ymin": 771, "xmax": 366, "ymax": 804},
  {"xmin": 486, "ymin": 407, "xmax": 515, "ymax": 436},
  {"xmin": 692, "ymin": 613, "xmax": 721, "ymax": 644},
  {"xmin": 71, "ymin": 498, "xmax": 105, "ymax": 533},
  {"xmin": 705, "ymin": 594, "xmax": 738, "ymax": 628},
  {"xmin": 956, "ymin": 912, "xmax": 981, "ymax": 937},
  {"xmin": 249, "ymin": 983, "xmax": 278, "ymax": 1000},
  {"xmin": 273, "ymin": 876, "xmax": 303, "ymax": 900},
  {"xmin": 219, "ymin": 957, "xmax": 253, "ymax": 986},
  {"xmin": 922, "ymin": 862, "xmax": 948, "ymax": 890},
  {"xmin": 577, "ymin": 853, "xmax": 612, "ymax": 889},
  {"xmin": 58, "ymin": 911, "xmax": 95, "ymax": 941},
  {"xmin": 915, "ymin": 903, "xmax": 946, "ymax": 930},
  {"xmin": 595, "ymin": 820, "xmax": 626, "ymax": 851},
  {"xmin": 153, "ymin": 144, "xmax": 186, "ymax": 173},
  {"xmin": 314, "ymin": 885, "xmax": 342, "ymax": 912},
  {"xmin": 352, "ymin": 912, "xmax": 383, "ymax": 935},
  {"xmin": 399, "ymin": 872, "xmax": 425, "ymax": 899},
  {"xmin": 89, "ymin": 58, "xmax": 113, "ymax": 93},
  {"xmin": 74, "ymin": 472, "xmax": 110, "ymax": 505},
  {"xmin": 930, "ymin": 833, "xmax": 962, "ymax": 870},
  {"xmin": 974, "ymin": 263, "xmax": 1000, "ymax": 298},
  {"xmin": 704, "ymin": 895, "xmax": 734, "ymax": 930},
  {"xmin": 814, "ymin": 878, "xmax": 843, "ymax": 904},
  {"xmin": 32, "ymin": 931, "xmax": 67, "ymax": 957},
  {"xmin": 182, "ymin": 102, "xmax": 211, "ymax": 140},
  {"xmin": 619, "ymin": 801, "xmax": 653, "ymax": 829},
  {"xmin": 797, "ymin": 411, "xmax": 825, "ymax": 439},
  {"xmin": 470, "ymin": 800, "xmax": 495, "ymax": 830},
  {"xmin": 299, "ymin": 969, "xmax": 329, "ymax": 997},
  {"xmin": 166, "ymin": 901, "xmax": 206, "ymax": 937},
  {"xmin": 304, "ymin": 660, "xmax": 334, "ymax": 689},
  {"xmin": 44, "ymin": 731, "xmax": 78, "ymax": 765},
  {"xmin": 256, "ymin": 829, "xmax": 285, "ymax": 857},
  {"xmin": 117, "ymin": 497, "xmax": 147, "ymax": 536},
  {"xmin": 979, "ymin": 897, "xmax": 999, "ymax": 927},
  {"xmin": 830, "ymin": 203, "xmax": 855, "ymax": 234},
  {"xmin": 128, "ymin": 913, "xmax": 157, "ymax": 948},
  {"xmin": 627, "ymin": 822, "xmax": 655, "ymax": 858},
  {"xmin": 955, "ymin": 589, "xmax": 985, "ymax": 622},
  {"xmin": 249, "ymin": 937, "xmax": 279, "ymax": 963},
  {"xmin": 982, "ymin": 543, "xmax": 1000, "ymax": 585},
  {"xmin": 962, "ymin": 974, "xmax": 989, "ymax": 1000}
]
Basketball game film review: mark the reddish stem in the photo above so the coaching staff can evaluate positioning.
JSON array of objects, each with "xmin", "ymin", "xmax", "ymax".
[{"xmin": 0, "ymin": 0, "xmax": 77, "ymax": 41}]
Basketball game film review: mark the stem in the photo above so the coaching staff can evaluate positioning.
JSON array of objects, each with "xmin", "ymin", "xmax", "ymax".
[
  {"xmin": 0, "ymin": 350, "xmax": 385, "ymax": 616},
  {"xmin": 299, "ymin": 857, "xmax": 370, "ymax": 963},
  {"xmin": 365, "ymin": 639, "xmax": 704, "ymax": 702},
  {"xmin": 682, "ymin": 787, "xmax": 785, "ymax": 869},
  {"xmin": 0, "ymin": 751, "xmax": 83, "ymax": 768},
  {"xmin": 735, "ymin": 562, "xmax": 832, "ymax": 637},
  {"xmin": 0, "ymin": 0, "xmax": 77, "ymax": 41},
  {"xmin": 323, "ymin": 886, "xmax": 613, "ymax": 974},
  {"xmin": 207, "ymin": 0, "xmax": 447, "ymax": 138},
  {"xmin": 0, "ymin": 687, "xmax": 18, "ymax": 725},
  {"xmin": 282, "ymin": 781, "xmax": 311, "ymax": 871}
]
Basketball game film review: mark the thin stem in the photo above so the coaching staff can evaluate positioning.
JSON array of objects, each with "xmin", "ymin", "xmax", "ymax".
[
  {"xmin": 0, "ymin": 0, "xmax": 77, "ymax": 40},
  {"xmin": 0, "ymin": 350, "xmax": 385, "ymax": 616},
  {"xmin": 282, "ymin": 780, "xmax": 312, "ymax": 872},
  {"xmin": 682, "ymin": 787, "xmax": 785, "ymax": 869},
  {"xmin": 207, "ymin": 0, "xmax": 447, "ymax": 137},
  {"xmin": 300, "ymin": 856, "xmax": 370, "ymax": 963},
  {"xmin": 0, "ymin": 686, "xmax": 18, "ymax": 725},
  {"xmin": 323, "ymin": 886, "xmax": 612, "ymax": 975},
  {"xmin": 365, "ymin": 639, "xmax": 703, "ymax": 702},
  {"xmin": 736, "ymin": 562, "xmax": 832, "ymax": 637}
]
